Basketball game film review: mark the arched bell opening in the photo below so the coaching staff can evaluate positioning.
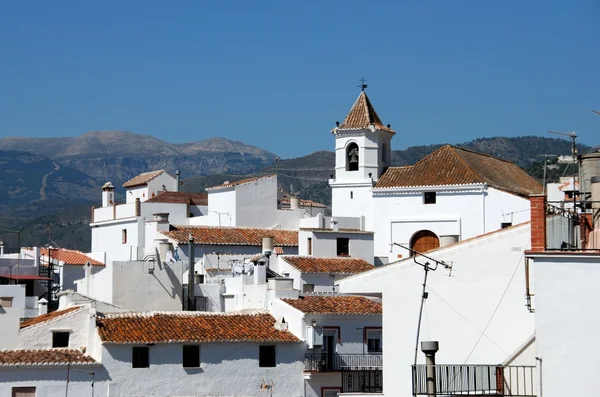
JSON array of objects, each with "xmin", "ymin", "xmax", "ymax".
[{"xmin": 346, "ymin": 142, "xmax": 359, "ymax": 172}]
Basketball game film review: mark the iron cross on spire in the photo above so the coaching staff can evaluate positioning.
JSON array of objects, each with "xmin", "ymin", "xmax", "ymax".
[{"xmin": 357, "ymin": 77, "xmax": 368, "ymax": 91}]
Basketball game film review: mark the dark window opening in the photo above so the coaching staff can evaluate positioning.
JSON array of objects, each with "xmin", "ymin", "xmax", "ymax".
[
  {"xmin": 307, "ymin": 238, "xmax": 312, "ymax": 256},
  {"xmin": 122, "ymin": 229, "xmax": 127, "ymax": 244},
  {"xmin": 259, "ymin": 345, "xmax": 276, "ymax": 367},
  {"xmin": 11, "ymin": 387, "xmax": 36, "ymax": 397},
  {"xmin": 183, "ymin": 345, "xmax": 200, "ymax": 368},
  {"xmin": 501, "ymin": 222, "xmax": 512, "ymax": 229},
  {"xmin": 382, "ymin": 143, "xmax": 387, "ymax": 163},
  {"xmin": 346, "ymin": 143, "xmax": 359, "ymax": 172},
  {"xmin": 132, "ymin": 346, "xmax": 149, "ymax": 368},
  {"xmin": 52, "ymin": 331, "xmax": 69, "ymax": 348},
  {"xmin": 424, "ymin": 192, "xmax": 436, "ymax": 204},
  {"xmin": 303, "ymin": 284, "xmax": 314, "ymax": 293},
  {"xmin": 350, "ymin": 191, "xmax": 353, "ymax": 199},
  {"xmin": 337, "ymin": 238, "xmax": 349, "ymax": 256}
]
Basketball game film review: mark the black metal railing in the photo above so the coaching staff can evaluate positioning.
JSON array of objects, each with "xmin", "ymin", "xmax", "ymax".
[
  {"xmin": 412, "ymin": 364, "xmax": 536, "ymax": 396},
  {"xmin": 342, "ymin": 369, "xmax": 383, "ymax": 393},
  {"xmin": 304, "ymin": 353, "xmax": 383, "ymax": 372},
  {"xmin": 546, "ymin": 201, "xmax": 600, "ymax": 251}
]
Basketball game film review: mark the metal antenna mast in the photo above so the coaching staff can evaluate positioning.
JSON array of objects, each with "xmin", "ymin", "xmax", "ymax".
[
  {"xmin": 593, "ymin": 110, "xmax": 600, "ymax": 116},
  {"xmin": 393, "ymin": 243, "xmax": 452, "ymax": 366}
]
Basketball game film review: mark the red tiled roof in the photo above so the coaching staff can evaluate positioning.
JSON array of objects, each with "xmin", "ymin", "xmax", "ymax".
[
  {"xmin": 145, "ymin": 191, "xmax": 208, "ymax": 206},
  {"xmin": 375, "ymin": 145, "xmax": 542, "ymax": 198},
  {"xmin": 281, "ymin": 256, "xmax": 374, "ymax": 274},
  {"xmin": 20, "ymin": 306, "xmax": 83, "ymax": 329},
  {"xmin": 0, "ymin": 349, "xmax": 98, "ymax": 366},
  {"xmin": 206, "ymin": 174, "xmax": 275, "ymax": 191},
  {"xmin": 162, "ymin": 226, "xmax": 298, "ymax": 246},
  {"xmin": 282, "ymin": 296, "xmax": 382, "ymax": 315},
  {"xmin": 274, "ymin": 247, "xmax": 284, "ymax": 255},
  {"xmin": 41, "ymin": 248, "xmax": 104, "ymax": 266},
  {"xmin": 96, "ymin": 312, "xmax": 300, "ymax": 344},
  {"xmin": 332, "ymin": 91, "xmax": 394, "ymax": 134},
  {"xmin": 123, "ymin": 170, "xmax": 167, "ymax": 188}
]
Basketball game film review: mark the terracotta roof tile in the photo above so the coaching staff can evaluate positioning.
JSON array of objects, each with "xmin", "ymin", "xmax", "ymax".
[
  {"xmin": 0, "ymin": 349, "xmax": 98, "ymax": 366},
  {"xmin": 20, "ymin": 306, "xmax": 83, "ymax": 329},
  {"xmin": 282, "ymin": 296, "xmax": 382, "ymax": 315},
  {"xmin": 274, "ymin": 247, "xmax": 284, "ymax": 255},
  {"xmin": 41, "ymin": 248, "xmax": 104, "ymax": 266},
  {"xmin": 281, "ymin": 256, "xmax": 374, "ymax": 274},
  {"xmin": 332, "ymin": 91, "xmax": 394, "ymax": 134},
  {"xmin": 96, "ymin": 312, "xmax": 300, "ymax": 344},
  {"xmin": 375, "ymin": 145, "xmax": 542, "ymax": 197},
  {"xmin": 123, "ymin": 170, "xmax": 166, "ymax": 188},
  {"xmin": 145, "ymin": 191, "xmax": 208, "ymax": 206},
  {"xmin": 162, "ymin": 226, "xmax": 298, "ymax": 246},
  {"xmin": 206, "ymin": 174, "xmax": 275, "ymax": 191}
]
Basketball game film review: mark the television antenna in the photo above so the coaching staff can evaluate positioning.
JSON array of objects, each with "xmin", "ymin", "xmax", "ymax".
[
  {"xmin": 393, "ymin": 243, "xmax": 451, "ymax": 366},
  {"xmin": 593, "ymin": 109, "xmax": 600, "ymax": 116}
]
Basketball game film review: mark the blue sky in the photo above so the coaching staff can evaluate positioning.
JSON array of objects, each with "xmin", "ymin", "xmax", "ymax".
[{"xmin": 0, "ymin": 1, "xmax": 598, "ymax": 158}]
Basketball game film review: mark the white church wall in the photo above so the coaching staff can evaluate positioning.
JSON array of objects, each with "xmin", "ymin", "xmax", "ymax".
[
  {"xmin": 337, "ymin": 223, "xmax": 534, "ymax": 396},
  {"xmin": 331, "ymin": 184, "xmax": 374, "ymax": 230}
]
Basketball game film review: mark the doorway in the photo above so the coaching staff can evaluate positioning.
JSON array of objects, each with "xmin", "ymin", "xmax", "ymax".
[
  {"xmin": 323, "ymin": 330, "xmax": 337, "ymax": 371},
  {"xmin": 410, "ymin": 230, "xmax": 440, "ymax": 255}
]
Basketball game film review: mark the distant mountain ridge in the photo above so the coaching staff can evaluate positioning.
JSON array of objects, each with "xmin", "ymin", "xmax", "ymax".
[{"xmin": 0, "ymin": 130, "xmax": 277, "ymax": 183}]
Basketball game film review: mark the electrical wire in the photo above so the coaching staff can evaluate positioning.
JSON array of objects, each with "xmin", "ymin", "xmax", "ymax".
[
  {"xmin": 462, "ymin": 250, "xmax": 525, "ymax": 363},
  {"xmin": 426, "ymin": 286, "xmax": 509, "ymax": 356}
]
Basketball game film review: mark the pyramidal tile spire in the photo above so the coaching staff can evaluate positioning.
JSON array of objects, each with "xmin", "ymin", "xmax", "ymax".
[{"xmin": 334, "ymin": 91, "xmax": 394, "ymax": 133}]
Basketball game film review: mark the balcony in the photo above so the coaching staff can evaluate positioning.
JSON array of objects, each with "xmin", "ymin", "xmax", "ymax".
[
  {"xmin": 304, "ymin": 353, "xmax": 383, "ymax": 372},
  {"xmin": 412, "ymin": 364, "xmax": 536, "ymax": 396}
]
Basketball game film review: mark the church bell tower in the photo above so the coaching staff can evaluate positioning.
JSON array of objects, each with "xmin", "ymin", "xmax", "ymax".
[{"xmin": 329, "ymin": 85, "xmax": 395, "ymax": 228}]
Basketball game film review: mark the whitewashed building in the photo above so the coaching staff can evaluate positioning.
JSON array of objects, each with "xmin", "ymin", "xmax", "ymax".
[
  {"xmin": 337, "ymin": 222, "xmax": 536, "ymax": 396},
  {"xmin": 329, "ymin": 91, "xmax": 542, "ymax": 265}
]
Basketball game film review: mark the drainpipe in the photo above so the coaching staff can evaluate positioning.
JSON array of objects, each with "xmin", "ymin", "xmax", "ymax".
[
  {"xmin": 421, "ymin": 341, "xmax": 439, "ymax": 397},
  {"xmin": 187, "ymin": 234, "xmax": 195, "ymax": 311}
]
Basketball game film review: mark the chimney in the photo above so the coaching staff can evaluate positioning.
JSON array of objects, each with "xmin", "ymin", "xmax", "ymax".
[
  {"xmin": 101, "ymin": 182, "xmax": 115, "ymax": 208},
  {"xmin": 38, "ymin": 298, "xmax": 48, "ymax": 316},
  {"xmin": 330, "ymin": 218, "xmax": 339, "ymax": 232},
  {"xmin": 33, "ymin": 247, "xmax": 40, "ymax": 268},
  {"xmin": 84, "ymin": 262, "xmax": 92, "ymax": 297},
  {"xmin": 254, "ymin": 261, "xmax": 267, "ymax": 285},
  {"xmin": 530, "ymin": 194, "xmax": 547, "ymax": 252},
  {"xmin": 290, "ymin": 197, "xmax": 300, "ymax": 210}
]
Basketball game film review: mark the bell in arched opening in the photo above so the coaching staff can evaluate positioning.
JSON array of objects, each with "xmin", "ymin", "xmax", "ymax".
[{"xmin": 347, "ymin": 143, "xmax": 359, "ymax": 171}]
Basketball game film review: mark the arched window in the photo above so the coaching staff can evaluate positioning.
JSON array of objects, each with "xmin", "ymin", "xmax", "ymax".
[
  {"xmin": 346, "ymin": 142, "xmax": 359, "ymax": 172},
  {"xmin": 382, "ymin": 143, "xmax": 387, "ymax": 163},
  {"xmin": 409, "ymin": 230, "xmax": 440, "ymax": 256}
]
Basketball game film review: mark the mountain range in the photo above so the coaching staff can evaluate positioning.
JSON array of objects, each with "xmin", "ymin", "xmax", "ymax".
[{"xmin": 0, "ymin": 130, "xmax": 593, "ymax": 251}]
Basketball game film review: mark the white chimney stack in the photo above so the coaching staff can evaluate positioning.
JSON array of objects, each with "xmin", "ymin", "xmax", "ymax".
[{"xmin": 101, "ymin": 182, "xmax": 115, "ymax": 207}]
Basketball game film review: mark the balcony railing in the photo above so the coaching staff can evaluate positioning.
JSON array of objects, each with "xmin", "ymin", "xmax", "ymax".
[
  {"xmin": 412, "ymin": 364, "xmax": 536, "ymax": 396},
  {"xmin": 546, "ymin": 200, "xmax": 600, "ymax": 251},
  {"xmin": 304, "ymin": 353, "xmax": 383, "ymax": 372}
]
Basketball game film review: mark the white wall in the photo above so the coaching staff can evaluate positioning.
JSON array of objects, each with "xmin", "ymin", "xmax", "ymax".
[
  {"xmin": 299, "ymin": 231, "xmax": 374, "ymax": 263},
  {"xmin": 236, "ymin": 176, "xmax": 278, "ymax": 228},
  {"xmin": 112, "ymin": 260, "xmax": 185, "ymax": 311},
  {"xmin": 18, "ymin": 307, "xmax": 93, "ymax": 352},
  {"xmin": 485, "ymin": 188, "xmax": 531, "ymax": 230},
  {"xmin": 205, "ymin": 189, "xmax": 237, "ymax": 226},
  {"xmin": 331, "ymin": 184, "xmax": 374, "ymax": 231},
  {"xmin": 102, "ymin": 342, "xmax": 305, "ymax": 397},
  {"xmin": 337, "ymin": 223, "xmax": 535, "ymax": 396},
  {"xmin": 529, "ymin": 253, "xmax": 600, "ymax": 397},
  {"xmin": 0, "ymin": 367, "xmax": 108, "ymax": 397},
  {"xmin": 0, "ymin": 285, "xmax": 25, "ymax": 349}
]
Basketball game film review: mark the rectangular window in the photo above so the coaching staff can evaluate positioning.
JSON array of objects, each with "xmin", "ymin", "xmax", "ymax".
[
  {"xmin": 501, "ymin": 222, "xmax": 512, "ymax": 229},
  {"xmin": 12, "ymin": 387, "xmax": 36, "ymax": 397},
  {"xmin": 0, "ymin": 297, "xmax": 13, "ymax": 307},
  {"xmin": 350, "ymin": 191, "xmax": 353, "ymax": 199},
  {"xmin": 259, "ymin": 345, "xmax": 276, "ymax": 367},
  {"xmin": 336, "ymin": 238, "xmax": 349, "ymax": 256},
  {"xmin": 303, "ymin": 284, "xmax": 314, "ymax": 293},
  {"xmin": 182, "ymin": 345, "xmax": 200, "ymax": 368},
  {"xmin": 367, "ymin": 330, "xmax": 383, "ymax": 353},
  {"xmin": 132, "ymin": 346, "xmax": 149, "ymax": 368},
  {"xmin": 52, "ymin": 331, "xmax": 69, "ymax": 348},
  {"xmin": 122, "ymin": 229, "xmax": 127, "ymax": 244},
  {"xmin": 424, "ymin": 192, "xmax": 436, "ymax": 204},
  {"xmin": 307, "ymin": 238, "xmax": 312, "ymax": 256}
]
